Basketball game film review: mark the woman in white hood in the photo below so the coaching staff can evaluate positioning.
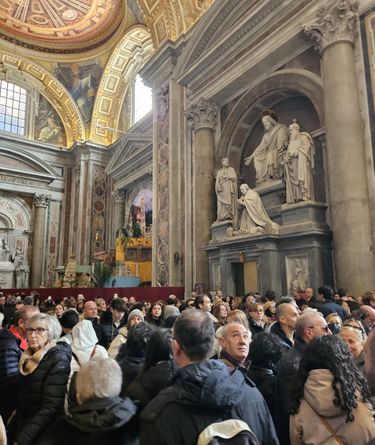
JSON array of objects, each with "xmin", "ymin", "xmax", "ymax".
[{"xmin": 69, "ymin": 320, "xmax": 108, "ymax": 380}]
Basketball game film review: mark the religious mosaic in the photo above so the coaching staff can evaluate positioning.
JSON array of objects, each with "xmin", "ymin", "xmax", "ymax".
[
  {"xmin": 34, "ymin": 95, "xmax": 67, "ymax": 147},
  {"xmin": 54, "ymin": 61, "xmax": 103, "ymax": 124}
]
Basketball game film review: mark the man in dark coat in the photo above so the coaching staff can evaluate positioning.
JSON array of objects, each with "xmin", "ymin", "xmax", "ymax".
[
  {"xmin": 269, "ymin": 303, "xmax": 299, "ymax": 351},
  {"xmin": 0, "ymin": 305, "xmax": 39, "ymax": 424},
  {"xmin": 100, "ymin": 298, "xmax": 127, "ymax": 349},
  {"xmin": 140, "ymin": 309, "xmax": 279, "ymax": 445},
  {"xmin": 56, "ymin": 358, "xmax": 138, "ymax": 445},
  {"xmin": 275, "ymin": 311, "xmax": 330, "ymax": 445},
  {"xmin": 316, "ymin": 285, "xmax": 348, "ymax": 320}
]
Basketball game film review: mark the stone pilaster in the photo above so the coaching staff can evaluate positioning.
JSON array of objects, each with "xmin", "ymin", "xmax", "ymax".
[
  {"xmin": 305, "ymin": 0, "xmax": 375, "ymax": 294},
  {"xmin": 113, "ymin": 189, "xmax": 126, "ymax": 240},
  {"xmin": 31, "ymin": 193, "xmax": 49, "ymax": 287},
  {"xmin": 141, "ymin": 42, "xmax": 186, "ymax": 288},
  {"xmin": 187, "ymin": 98, "xmax": 218, "ymax": 290}
]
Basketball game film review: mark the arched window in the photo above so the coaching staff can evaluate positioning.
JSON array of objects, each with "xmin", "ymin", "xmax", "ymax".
[
  {"xmin": 0, "ymin": 80, "xmax": 27, "ymax": 136},
  {"xmin": 133, "ymin": 75, "xmax": 152, "ymax": 124}
]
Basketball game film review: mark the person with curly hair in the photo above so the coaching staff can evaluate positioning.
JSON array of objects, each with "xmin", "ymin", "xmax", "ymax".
[{"xmin": 289, "ymin": 336, "xmax": 375, "ymax": 445}]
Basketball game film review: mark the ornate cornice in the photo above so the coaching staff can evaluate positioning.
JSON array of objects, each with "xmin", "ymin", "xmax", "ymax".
[
  {"xmin": 186, "ymin": 98, "xmax": 218, "ymax": 131},
  {"xmin": 304, "ymin": 0, "xmax": 359, "ymax": 54},
  {"xmin": 34, "ymin": 194, "xmax": 49, "ymax": 208}
]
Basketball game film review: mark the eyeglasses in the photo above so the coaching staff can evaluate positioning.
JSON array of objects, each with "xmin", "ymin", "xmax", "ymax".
[
  {"xmin": 309, "ymin": 325, "xmax": 329, "ymax": 333},
  {"xmin": 25, "ymin": 328, "xmax": 48, "ymax": 335}
]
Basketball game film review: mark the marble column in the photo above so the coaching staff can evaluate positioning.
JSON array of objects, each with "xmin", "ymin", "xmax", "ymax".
[
  {"xmin": 31, "ymin": 194, "xmax": 49, "ymax": 288},
  {"xmin": 113, "ymin": 189, "xmax": 126, "ymax": 239},
  {"xmin": 187, "ymin": 98, "xmax": 218, "ymax": 290},
  {"xmin": 305, "ymin": 0, "xmax": 375, "ymax": 294}
]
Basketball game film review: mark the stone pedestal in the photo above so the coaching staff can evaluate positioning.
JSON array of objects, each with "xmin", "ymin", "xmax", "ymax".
[
  {"xmin": 255, "ymin": 179, "xmax": 284, "ymax": 222},
  {"xmin": 210, "ymin": 220, "xmax": 233, "ymax": 243},
  {"xmin": 0, "ymin": 262, "xmax": 15, "ymax": 288},
  {"xmin": 280, "ymin": 201, "xmax": 329, "ymax": 235}
]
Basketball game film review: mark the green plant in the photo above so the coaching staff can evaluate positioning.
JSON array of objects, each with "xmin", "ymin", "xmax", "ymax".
[{"xmin": 93, "ymin": 260, "xmax": 114, "ymax": 287}]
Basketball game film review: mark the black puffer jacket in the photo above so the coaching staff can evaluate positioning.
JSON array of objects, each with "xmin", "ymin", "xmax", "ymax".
[
  {"xmin": 14, "ymin": 342, "xmax": 72, "ymax": 445},
  {"xmin": 125, "ymin": 360, "xmax": 175, "ymax": 408},
  {"xmin": 0, "ymin": 329, "xmax": 22, "ymax": 422},
  {"xmin": 55, "ymin": 396, "xmax": 138, "ymax": 445},
  {"xmin": 140, "ymin": 360, "xmax": 279, "ymax": 445},
  {"xmin": 247, "ymin": 366, "xmax": 278, "ymax": 422}
]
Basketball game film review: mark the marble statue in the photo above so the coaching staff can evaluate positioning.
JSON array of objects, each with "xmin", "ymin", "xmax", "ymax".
[
  {"xmin": 244, "ymin": 112, "xmax": 289, "ymax": 183},
  {"xmin": 0, "ymin": 239, "xmax": 10, "ymax": 262},
  {"xmin": 284, "ymin": 120, "xmax": 315, "ymax": 204},
  {"xmin": 14, "ymin": 254, "xmax": 28, "ymax": 289},
  {"xmin": 215, "ymin": 157, "xmax": 237, "ymax": 221},
  {"xmin": 233, "ymin": 183, "xmax": 278, "ymax": 235},
  {"xmin": 289, "ymin": 258, "xmax": 308, "ymax": 294}
]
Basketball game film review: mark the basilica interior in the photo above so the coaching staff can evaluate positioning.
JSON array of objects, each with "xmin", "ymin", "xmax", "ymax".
[{"xmin": 0, "ymin": 0, "xmax": 374, "ymax": 297}]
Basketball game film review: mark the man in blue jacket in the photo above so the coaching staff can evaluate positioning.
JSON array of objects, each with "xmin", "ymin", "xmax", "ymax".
[{"xmin": 140, "ymin": 309, "xmax": 279, "ymax": 445}]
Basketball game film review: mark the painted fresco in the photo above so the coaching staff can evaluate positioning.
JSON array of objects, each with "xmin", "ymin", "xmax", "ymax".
[
  {"xmin": 128, "ymin": 189, "xmax": 152, "ymax": 238},
  {"xmin": 54, "ymin": 61, "xmax": 103, "ymax": 124},
  {"xmin": 34, "ymin": 95, "xmax": 66, "ymax": 146}
]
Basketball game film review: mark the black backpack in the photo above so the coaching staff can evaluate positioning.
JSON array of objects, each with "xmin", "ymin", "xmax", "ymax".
[{"xmin": 197, "ymin": 419, "xmax": 261, "ymax": 445}]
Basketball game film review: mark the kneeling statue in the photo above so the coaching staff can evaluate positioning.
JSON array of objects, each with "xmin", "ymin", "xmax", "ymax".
[{"xmin": 233, "ymin": 184, "xmax": 278, "ymax": 235}]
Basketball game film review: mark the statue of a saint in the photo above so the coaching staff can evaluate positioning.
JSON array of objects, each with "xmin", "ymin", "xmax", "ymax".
[
  {"xmin": 215, "ymin": 157, "xmax": 237, "ymax": 221},
  {"xmin": 244, "ymin": 111, "xmax": 289, "ymax": 183},
  {"xmin": 233, "ymin": 184, "xmax": 278, "ymax": 235},
  {"xmin": 284, "ymin": 120, "xmax": 315, "ymax": 204},
  {"xmin": 0, "ymin": 239, "xmax": 10, "ymax": 262},
  {"xmin": 289, "ymin": 258, "xmax": 308, "ymax": 294}
]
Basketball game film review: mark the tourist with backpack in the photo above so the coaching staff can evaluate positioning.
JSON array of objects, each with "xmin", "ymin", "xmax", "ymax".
[{"xmin": 140, "ymin": 309, "xmax": 279, "ymax": 445}]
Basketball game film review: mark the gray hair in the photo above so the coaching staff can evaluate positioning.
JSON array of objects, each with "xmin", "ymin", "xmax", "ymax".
[
  {"xmin": 27, "ymin": 313, "xmax": 62, "ymax": 341},
  {"xmin": 295, "ymin": 312, "xmax": 325, "ymax": 337},
  {"xmin": 76, "ymin": 358, "xmax": 122, "ymax": 403}
]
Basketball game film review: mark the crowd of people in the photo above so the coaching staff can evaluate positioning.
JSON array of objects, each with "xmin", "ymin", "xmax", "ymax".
[{"xmin": 0, "ymin": 285, "xmax": 374, "ymax": 445}]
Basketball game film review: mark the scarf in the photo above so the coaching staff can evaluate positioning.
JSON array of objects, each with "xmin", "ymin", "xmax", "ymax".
[
  {"xmin": 19, "ymin": 341, "xmax": 55, "ymax": 376},
  {"xmin": 220, "ymin": 349, "xmax": 249, "ymax": 372}
]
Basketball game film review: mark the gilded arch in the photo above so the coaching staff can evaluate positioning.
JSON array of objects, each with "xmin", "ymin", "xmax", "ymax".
[
  {"xmin": 90, "ymin": 25, "xmax": 154, "ymax": 145},
  {"xmin": 0, "ymin": 51, "xmax": 85, "ymax": 147},
  {"xmin": 217, "ymin": 69, "xmax": 324, "ymax": 170}
]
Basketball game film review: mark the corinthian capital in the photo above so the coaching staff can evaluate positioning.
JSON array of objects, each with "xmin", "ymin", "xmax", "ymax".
[
  {"xmin": 304, "ymin": 0, "xmax": 358, "ymax": 53},
  {"xmin": 112, "ymin": 189, "xmax": 126, "ymax": 202},
  {"xmin": 34, "ymin": 194, "xmax": 49, "ymax": 208},
  {"xmin": 187, "ymin": 98, "xmax": 218, "ymax": 131}
]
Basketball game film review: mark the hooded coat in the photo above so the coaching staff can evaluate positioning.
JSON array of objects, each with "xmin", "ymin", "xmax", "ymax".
[
  {"xmin": 70, "ymin": 320, "xmax": 108, "ymax": 375},
  {"xmin": 55, "ymin": 396, "xmax": 138, "ymax": 445},
  {"xmin": 290, "ymin": 369, "xmax": 375, "ymax": 445},
  {"xmin": 140, "ymin": 360, "xmax": 279, "ymax": 445}
]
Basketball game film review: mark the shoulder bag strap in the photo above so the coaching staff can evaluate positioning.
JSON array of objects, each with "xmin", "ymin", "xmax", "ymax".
[
  {"xmin": 71, "ymin": 351, "xmax": 81, "ymax": 367},
  {"xmin": 304, "ymin": 399, "xmax": 345, "ymax": 445},
  {"xmin": 89, "ymin": 345, "xmax": 97, "ymax": 359}
]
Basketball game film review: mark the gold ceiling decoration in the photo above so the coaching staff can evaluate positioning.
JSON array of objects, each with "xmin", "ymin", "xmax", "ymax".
[
  {"xmin": 0, "ymin": 0, "xmax": 124, "ymax": 52},
  {"xmin": 0, "ymin": 51, "xmax": 85, "ymax": 147},
  {"xmin": 137, "ymin": 0, "xmax": 215, "ymax": 47},
  {"xmin": 90, "ymin": 25, "xmax": 154, "ymax": 145}
]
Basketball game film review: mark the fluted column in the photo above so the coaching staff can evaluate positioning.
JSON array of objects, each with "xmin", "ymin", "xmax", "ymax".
[
  {"xmin": 187, "ymin": 98, "xmax": 218, "ymax": 289},
  {"xmin": 305, "ymin": 0, "xmax": 375, "ymax": 294},
  {"xmin": 31, "ymin": 194, "xmax": 49, "ymax": 287}
]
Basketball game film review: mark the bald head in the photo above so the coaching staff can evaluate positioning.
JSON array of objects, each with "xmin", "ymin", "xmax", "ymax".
[
  {"xmin": 295, "ymin": 312, "xmax": 330, "ymax": 342},
  {"xmin": 276, "ymin": 303, "xmax": 300, "ymax": 330},
  {"xmin": 83, "ymin": 300, "xmax": 98, "ymax": 319}
]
